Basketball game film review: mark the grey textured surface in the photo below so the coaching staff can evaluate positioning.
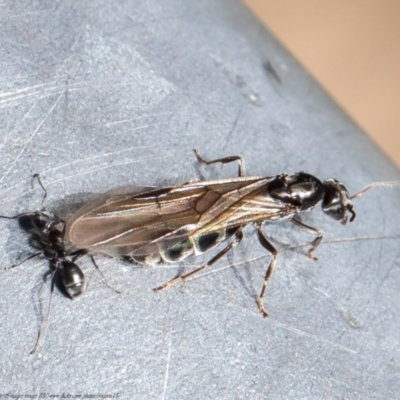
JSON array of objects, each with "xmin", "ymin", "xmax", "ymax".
[{"xmin": 1, "ymin": 1, "xmax": 400, "ymax": 399}]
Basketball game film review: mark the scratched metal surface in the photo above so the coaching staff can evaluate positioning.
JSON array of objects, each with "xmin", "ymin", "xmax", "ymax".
[{"xmin": 1, "ymin": 1, "xmax": 399, "ymax": 399}]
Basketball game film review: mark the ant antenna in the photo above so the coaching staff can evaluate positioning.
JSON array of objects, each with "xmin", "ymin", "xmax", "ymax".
[
  {"xmin": 351, "ymin": 181, "xmax": 400, "ymax": 200},
  {"xmin": 30, "ymin": 268, "xmax": 58, "ymax": 354},
  {"xmin": 4, "ymin": 252, "xmax": 42, "ymax": 270},
  {"xmin": 32, "ymin": 173, "xmax": 48, "ymax": 209},
  {"xmin": 0, "ymin": 173, "xmax": 48, "ymax": 220}
]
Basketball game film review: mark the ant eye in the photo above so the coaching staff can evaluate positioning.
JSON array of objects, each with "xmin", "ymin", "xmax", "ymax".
[{"xmin": 18, "ymin": 215, "xmax": 37, "ymax": 231}]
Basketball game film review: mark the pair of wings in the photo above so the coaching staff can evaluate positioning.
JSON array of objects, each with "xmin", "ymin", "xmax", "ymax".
[{"xmin": 65, "ymin": 177, "xmax": 296, "ymax": 256}]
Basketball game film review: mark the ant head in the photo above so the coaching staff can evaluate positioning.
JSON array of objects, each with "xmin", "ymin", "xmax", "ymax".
[
  {"xmin": 18, "ymin": 211, "xmax": 63, "ymax": 233},
  {"xmin": 17, "ymin": 214, "xmax": 38, "ymax": 231},
  {"xmin": 321, "ymin": 178, "xmax": 356, "ymax": 224}
]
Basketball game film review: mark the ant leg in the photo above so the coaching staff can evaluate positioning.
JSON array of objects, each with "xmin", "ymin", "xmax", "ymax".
[
  {"xmin": 30, "ymin": 267, "xmax": 59, "ymax": 354},
  {"xmin": 154, "ymin": 229, "xmax": 244, "ymax": 292},
  {"xmin": 254, "ymin": 223, "xmax": 278, "ymax": 318},
  {"xmin": 193, "ymin": 149, "xmax": 246, "ymax": 178},
  {"xmin": 289, "ymin": 217, "xmax": 323, "ymax": 261},
  {"xmin": 70, "ymin": 249, "xmax": 88, "ymax": 262},
  {"xmin": 4, "ymin": 252, "xmax": 42, "ymax": 270},
  {"xmin": 89, "ymin": 255, "xmax": 121, "ymax": 294}
]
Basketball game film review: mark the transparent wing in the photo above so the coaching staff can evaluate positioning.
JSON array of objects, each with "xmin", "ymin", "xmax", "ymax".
[{"xmin": 65, "ymin": 177, "xmax": 295, "ymax": 256}]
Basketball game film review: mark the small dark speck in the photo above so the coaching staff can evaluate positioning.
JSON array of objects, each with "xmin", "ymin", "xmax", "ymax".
[{"xmin": 264, "ymin": 61, "xmax": 281, "ymax": 84}]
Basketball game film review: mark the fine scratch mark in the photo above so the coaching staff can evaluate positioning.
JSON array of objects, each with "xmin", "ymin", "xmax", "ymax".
[
  {"xmin": 184, "ymin": 234, "xmax": 400, "ymax": 283},
  {"xmin": 224, "ymin": 106, "xmax": 242, "ymax": 149},
  {"xmin": 108, "ymin": 123, "xmax": 166, "ymax": 133},
  {"xmin": 0, "ymin": 81, "xmax": 59, "ymax": 99},
  {"xmin": 272, "ymin": 322, "xmax": 361, "ymax": 357},
  {"xmin": 46, "ymin": 154, "xmax": 172, "ymax": 186},
  {"xmin": 0, "ymin": 62, "xmax": 82, "ymax": 184},
  {"xmin": 104, "ymin": 112, "xmax": 173, "ymax": 128},
  {"xmin": 0, "ymin": 96, "xmax": 62, "ymax": 183},
  {"xmin": 3, "ymin": 101, "xmax": 39, "ymax": 143},
  {"xmin": 0, "ymin": 154, "xmax": 173, "ymax": 205},
  {"xmin": 40, "ymin": 144, "xmax": 153, "ymax": 175},
  {"xmin": 161, "ymin": 323, "xmax": 172, "ymax": 400},
  {"xmin": 283, "ymin": 341, "xmax": 329, "ymax": 395},
  {"xmin": 314, "ymin": 287, "xmax": 362, "ymax": 328},
  {"xmin": 0, "ymin": 144, "xmax": 154, "ymax": 198},
  {"xmin": 0, "ymin": 86, "xmax": 67, "ymax": 107},
  {"xmin": 377, "ymin": 259, "xmax": 400, "ymax": 290},
  {"xmin": 225, "ymin": 300, "xmax": 362, "ymax": 357}
]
